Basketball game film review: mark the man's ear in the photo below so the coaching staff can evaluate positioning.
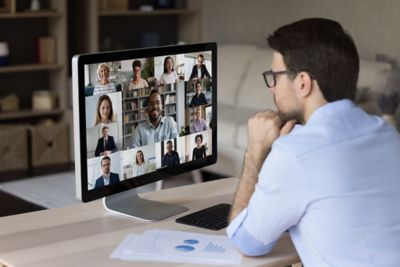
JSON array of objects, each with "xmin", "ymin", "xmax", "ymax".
[{"xmin": 294, "ymin": 71, "xmax": 313, "ymax": 99}]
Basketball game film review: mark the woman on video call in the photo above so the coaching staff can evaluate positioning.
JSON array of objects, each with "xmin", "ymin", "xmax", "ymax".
[
  {"xmin": 129, "ymin": 60, "xmax": 149, "ymax": 90},
  {"xmin": 93, "ymin": 63, "xmax": 117, "ymax": 95},
  {"xmin": 159, "ymin": 56, "xmax": 178, "ymax": 85},
  {"xmin": 134, "ymin": 150, "xmax": 148, "ymax": 176},
  {"xmin": 192, "ymin": 134, "xmax": 206, "ymax": 160},
  {"xmin": 94, "ymin": 94, "xmax": 116, "ymax": 126}
]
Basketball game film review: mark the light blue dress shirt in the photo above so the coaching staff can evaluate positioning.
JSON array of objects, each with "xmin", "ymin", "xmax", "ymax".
[
  {"xmin": 227, "ymin": 100, "xmax": 400, "ymax": 267},
  {"xmin": 131, "ymin": 116, "xmax": 178, "ymax": 148}
]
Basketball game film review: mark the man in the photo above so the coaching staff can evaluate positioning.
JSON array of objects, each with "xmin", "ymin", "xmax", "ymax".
[
  {"xmin": 189, "ymin": 82, "xmax": 208, "ymax": 107},
  {"xmin": 94, "ymin": 156, "xmax": 120, "ymax": 188},
  {"xmin": 131, "ymin": 89, "xmax": 178, "ymax": 147},
  {"xmin": 161, "ymin": 140, "xmax": 180, "ymax": 167},
  {"xmin": 94, "ymin": 126, "xmax": 117, "ymax": 157},
  {"xmin": 189, "ymin": 54, "xmax": 211, "ymax": 80},
  {"xmin": 190, "ymin": 107, "xmax": 209, "ymax": 133},
  {"xmin": 227, "ymin": 18, "xmax": 400, "ymax": 267}
]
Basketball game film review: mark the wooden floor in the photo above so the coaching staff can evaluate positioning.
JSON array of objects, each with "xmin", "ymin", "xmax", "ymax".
[{"xmin": 0, "ymin": 190, "xmax": 45, "ymax": 217}]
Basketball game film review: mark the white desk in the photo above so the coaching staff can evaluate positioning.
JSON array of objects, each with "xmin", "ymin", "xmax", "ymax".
[{"xmin": 0, "ymin": 178, "xmax": 300, "ymax": 267}]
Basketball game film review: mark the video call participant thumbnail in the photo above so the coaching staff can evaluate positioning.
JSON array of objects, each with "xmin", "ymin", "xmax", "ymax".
[
  {"xmin": 95, "ymin": 126, "xmax": 117, "ymax": 157},
  {"xmin": 189, "ymin": 82, "xmax": 208, "ymax": 107},
  {"xmin": 192, "ymin": 134, "xmax": 206, "ymax": 160},
  {"xmin": 190, "ymin": 107, "xmax": 209, "ymax": 134},
  {"xmin": 93, "ymin": 63, "xmax": 118, "ymax": 96},
  {"xmin": 134, "ymin": 150, "xmax": 148, "ymax": 176},
  {"xmin": 159, "ymin": 56, "xmax": 178, "ymax": 85},
  {"xmin": 131, "ymin": 89, "xmax": 178, "ymax": 147},
  {"xmin": 189, "ymin": 54, "xmax": 211, "ymax": 80},
  {"xmin": 94, "ymin": 156, "xmax": 120, "ymax": 188},
  {"xmin": 162, "ymin": 140, "xmax": 180, "ymax": 167},
  {"xmin": 94, "ymin": 94, "xmax": 116, "ymax": 126},
  {"xmin": 129, "ymin": 60, "xmax": 149, "ymax": 90}
]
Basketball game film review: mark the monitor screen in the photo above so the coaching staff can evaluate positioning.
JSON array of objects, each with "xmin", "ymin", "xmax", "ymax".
[{"xmin": 73, "ymin": 43, "xmax": 217, "ymax": 203}]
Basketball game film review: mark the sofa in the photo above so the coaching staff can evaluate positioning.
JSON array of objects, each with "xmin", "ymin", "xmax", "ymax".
[{"xmin": 204, "ymin": 44, "xmax": 393, "ymax": 177}]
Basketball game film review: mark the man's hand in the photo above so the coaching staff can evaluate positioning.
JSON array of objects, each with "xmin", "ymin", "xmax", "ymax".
[
  {"xmin": 247, "ymin": 110, "xmax": 296, "ymax": 158},
  {"xmin": 229, "ymin": 111, "xmax": 296, "ymax": 221},
  {"xmin": 247, "ymin": 110, "xmax": 282, "ymax": 157}
]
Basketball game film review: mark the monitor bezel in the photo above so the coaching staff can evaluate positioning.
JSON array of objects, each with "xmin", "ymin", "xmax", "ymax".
[{"xmin": 73, "ymin": 42, "xmax": 217, "ymax": 202}]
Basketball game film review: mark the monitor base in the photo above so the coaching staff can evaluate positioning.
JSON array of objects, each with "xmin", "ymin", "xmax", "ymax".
[{"xmin": 103, "ymin": 188, "xmax": 188, "ymax": 221}]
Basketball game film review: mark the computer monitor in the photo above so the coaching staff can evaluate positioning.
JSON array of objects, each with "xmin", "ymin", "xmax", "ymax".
[{"xmin": 72, "ymin": 43, "xmax": 217, "ymax": 221}]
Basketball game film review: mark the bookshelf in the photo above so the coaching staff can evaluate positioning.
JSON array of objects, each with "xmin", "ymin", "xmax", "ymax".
[
  {"xmin": 79, "ymin": 0, "xmax": 201, "ymax": 53},
  {"xmin": 0, "ymin": 0, "xmax": 70, "ymax": 177},
  {"xmin": 0, "ymin": 0, "xmax": 67, "ymax": 117}
]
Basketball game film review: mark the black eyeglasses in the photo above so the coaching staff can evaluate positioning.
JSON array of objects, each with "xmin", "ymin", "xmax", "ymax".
[{"xmin": 262, "ymin": 69, "xmax": 295, "ymax": 88}]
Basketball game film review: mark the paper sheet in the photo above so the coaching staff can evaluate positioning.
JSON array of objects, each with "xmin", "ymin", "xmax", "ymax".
[{"xmin": 110, "ymin": 229, "xmax": 242, "ymax": 265}]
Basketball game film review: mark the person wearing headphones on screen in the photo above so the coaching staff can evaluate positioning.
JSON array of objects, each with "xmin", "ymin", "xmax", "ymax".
[
  {"xmin": 227, "ymin": 18, "xmax": 400, "ymax": 267},
  {"xmin": 131, "ymin": 89, "xmax": 178, "ymax": 147}
]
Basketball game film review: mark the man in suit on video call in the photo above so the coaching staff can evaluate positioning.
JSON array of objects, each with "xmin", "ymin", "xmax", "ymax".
[
  {"xmin": 94, "ymin": 156, "xmax": 120, "ymax": 188},
  {"xmin": 95, "ymin": 126, "xmax": 117, "ymax": 157},
  {"xmin": 189, "ymin": 54, "xmax": 211, "ymax": 80},
  {"xmin": 162, "ymin": 140, "xmax": 180, "ymax": 167}
]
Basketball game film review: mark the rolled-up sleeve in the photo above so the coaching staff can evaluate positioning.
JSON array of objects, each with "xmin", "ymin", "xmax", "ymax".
[
  {"xmin": 227, "ymin": 208, "xmax": 276, "ymax": 256},
  {"xmin": 227, "ymin": 143, "xmax": 309, "ymax": 256}
]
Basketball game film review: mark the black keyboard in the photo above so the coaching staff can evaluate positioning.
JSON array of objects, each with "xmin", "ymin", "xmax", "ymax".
[{"xmin": 175, "ymin": 203, "xmax": 231, "ymax": 230}]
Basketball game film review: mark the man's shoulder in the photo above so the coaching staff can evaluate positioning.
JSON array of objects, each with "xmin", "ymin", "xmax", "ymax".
[
  {"xmin": 137, "ymin": 120, "xmax": 150, "ymax": 128},
  {"xmin": 163, "ymin": 116, "xmax": 176, "ymax": 125},
  {"xmin": 274, "ymin": 109, "xmax": 395, "ymax": 157}
]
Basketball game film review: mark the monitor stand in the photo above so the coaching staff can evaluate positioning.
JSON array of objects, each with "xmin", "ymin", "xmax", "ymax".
[{"xmin": 103, "ymin": 188, "xmax": 188, "ymax": 221}]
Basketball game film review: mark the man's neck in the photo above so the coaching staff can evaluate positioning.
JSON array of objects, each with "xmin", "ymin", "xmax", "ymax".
[
  {"xmin": 303, "ymin": 99, "xmax": 328, "ymax": 123},
  {"xmin": 150, "ymin": 117, "xmax": 161, "ymax": 127}
]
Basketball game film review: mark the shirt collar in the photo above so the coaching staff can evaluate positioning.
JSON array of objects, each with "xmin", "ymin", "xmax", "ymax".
[
  {"xmin": 307, "ymin": 99, "xmax": 355, "ymax": 124},
  {"xmin": 147, "ymin": 116, "xmax": 165, "ymax": 129}
]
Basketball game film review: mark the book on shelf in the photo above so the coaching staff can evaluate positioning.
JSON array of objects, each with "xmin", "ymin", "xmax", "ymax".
[
  {"xmin": 124, "ymin": 112, "xmax": 138, "ymax": 123},
  {"xmin": 139, "ymin": 110, "xmax": 148, "ymax": 121},
  {"xmin": 164, "ymin": 94, "xmax": 170, "ymax": 105},
  {"xmin": 165, "ymin": 105, "xmax": 176, "ymax": 114},
  {"xmin": 37, "ymin": 37, "xmax": 56, "ymax": 64},
  {"xmin": 139, "ymin": 98, "xmax": 148, "ymax": 109},
  {"xmin": 164, "ymin": 94, "xmax": 176, "ymax": 105},
  {"xmin": 125, "ymin": 100, "xmax": 137, "ymax": 111}
]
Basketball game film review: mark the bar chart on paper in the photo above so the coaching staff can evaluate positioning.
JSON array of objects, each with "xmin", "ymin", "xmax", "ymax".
[
  {"xmin": 111, "ymin": 229, "xmax": 242, "ymax": 265},
  {"xmin": 204, "ymin": 242, "xmax": 226, "ymax": 253}
]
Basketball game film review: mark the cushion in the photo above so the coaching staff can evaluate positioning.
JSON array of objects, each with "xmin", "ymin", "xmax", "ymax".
[{"xmin": 358, "ymin": 59, "xmax": 391, "ymax": 100}]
